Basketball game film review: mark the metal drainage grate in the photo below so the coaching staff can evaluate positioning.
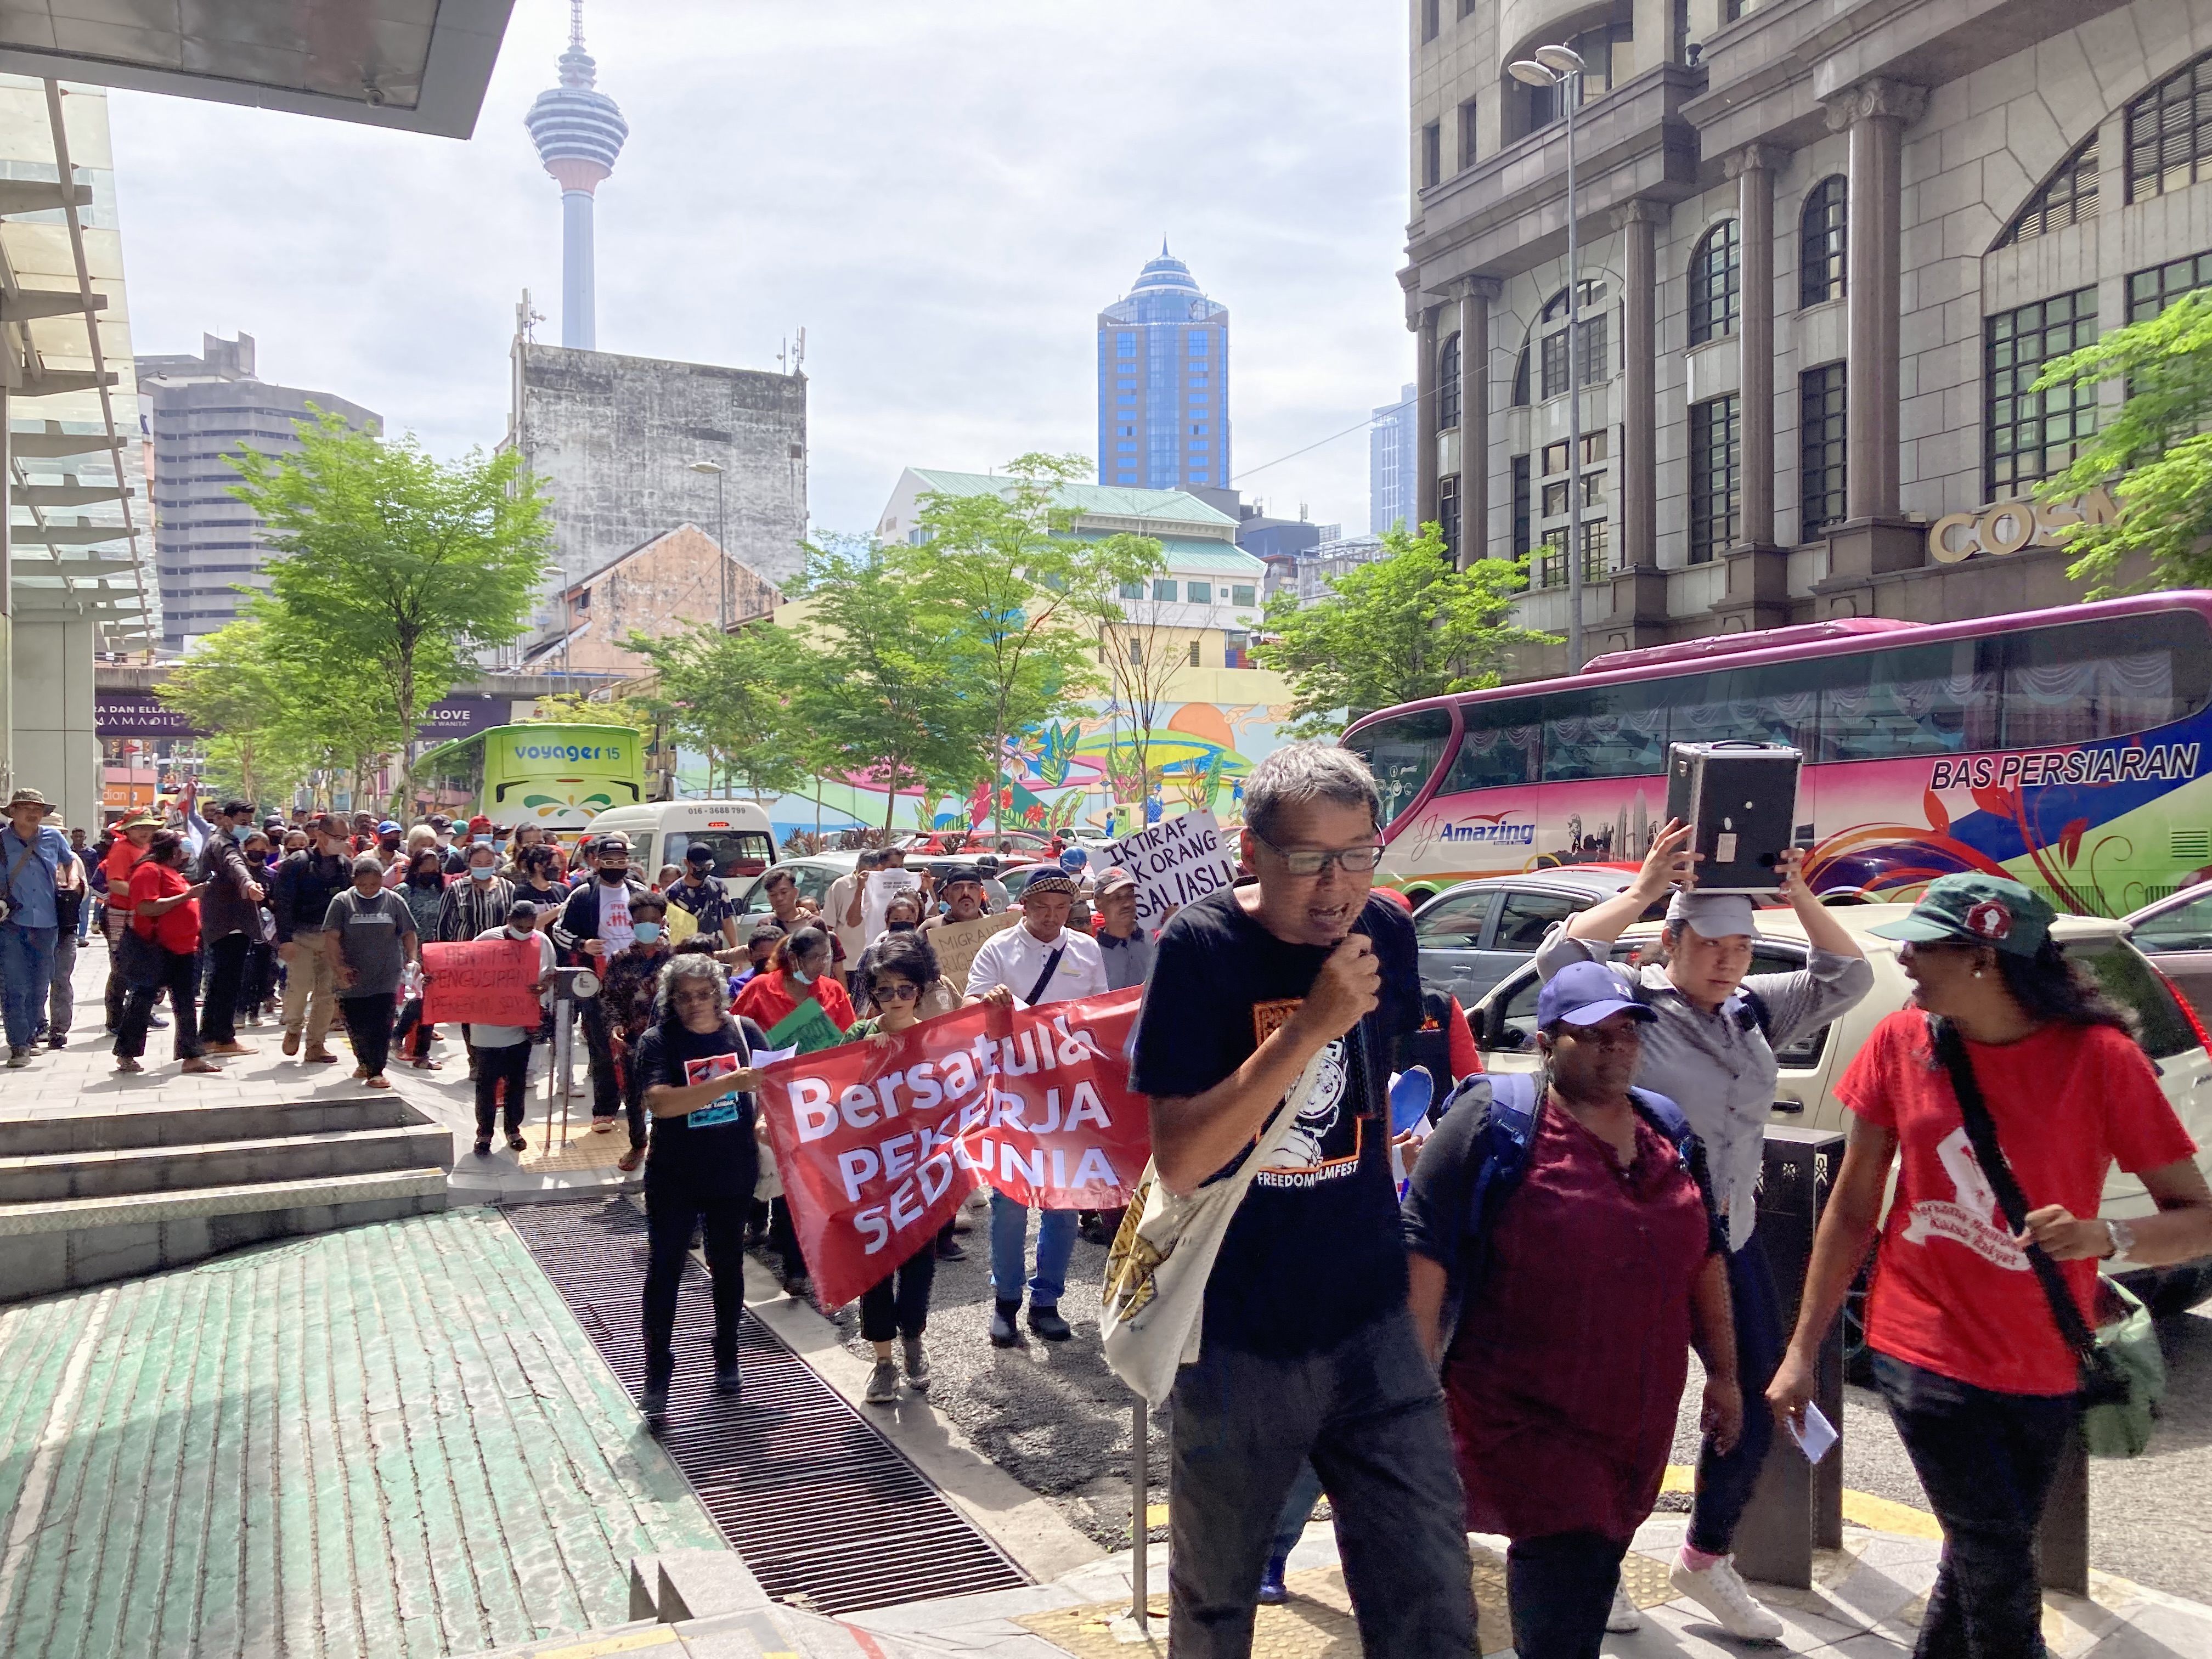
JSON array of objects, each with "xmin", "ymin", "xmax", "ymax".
[{"xmin": 505, "ymin": 1197, "xmax": 1030, "ymax": 1616}]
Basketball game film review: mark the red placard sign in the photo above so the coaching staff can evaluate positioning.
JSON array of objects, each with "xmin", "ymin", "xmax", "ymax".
[
  {"xmin": 420, "ymin": 938, "xmax": 545, "ymax": 1027},
  {"xmin": 756, "ymin": 990, "xmax": 1152, "ymax": 1310}
]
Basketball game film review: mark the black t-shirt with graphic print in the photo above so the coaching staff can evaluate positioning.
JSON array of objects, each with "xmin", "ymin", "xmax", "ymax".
[{"xmin": 1129, "ymin": 883, "xmax": 1421, "ymax": 1357}]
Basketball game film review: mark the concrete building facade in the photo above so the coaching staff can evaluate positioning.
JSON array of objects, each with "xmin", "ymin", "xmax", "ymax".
[
  {"xmin": 136, "ymin": 333, "xmax": 378, "ymax": 653},
  {"xmin": 1403, "ymin": 0, "xmax": 2212, "ymax": 674},
  {"xmin": 1371, "ymin": 382, "xmax": 1417, "ymax": 532},
  {"xmin": 507, "ymin": 337, "xmax": 809, "ymax": 639},
  {"xmin": 1096, "ymin": 246, "xmax": 1232, "ymax": 492},
  {"xmin": 520, "ymin": 522, "xmax": 780, "ymax": 678}
]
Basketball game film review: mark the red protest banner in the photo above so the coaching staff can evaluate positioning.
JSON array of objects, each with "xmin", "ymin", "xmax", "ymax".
[
  {"xmin": 420, "ymin": 938, "xmax": 545, "ymax": 1026},
  {"xmin": 756, "ymin": 990, "xmax": 1151, "ymax": 1310}
]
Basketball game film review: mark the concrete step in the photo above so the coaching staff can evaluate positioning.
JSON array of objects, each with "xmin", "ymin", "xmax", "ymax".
[
  {"xmin": 0, "ymin": 1122, "xmax": 454, "ymax": 1203},
  {"xmin": 0, "ymin": 1167, "xmax": 450, "ymax": 1301},
  {"xmin": 0, "ymin": 1096, "xmax": 428, "ymax": 1158}
]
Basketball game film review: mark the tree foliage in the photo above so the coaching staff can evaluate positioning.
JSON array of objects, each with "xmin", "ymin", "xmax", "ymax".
[
  {"xmin": 1252, "ymin": 522, "xmax": 1554, "ymax": 738},
  {"xmin": 228, "ymin": 414, "xmax": 552, "ymax": 809},
  {"xmin": 621, "ymin": 622, "xmax": 814, "ymax": 800},
  {"xmin": 2034, "ymin": 289, "xmax": 2212, "ymax": 596}
]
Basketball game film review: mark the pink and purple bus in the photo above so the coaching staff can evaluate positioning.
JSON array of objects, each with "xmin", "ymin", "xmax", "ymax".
[{"xmin": 1341, "ymin": 591, "xmax": 2212, "ymax": 917}]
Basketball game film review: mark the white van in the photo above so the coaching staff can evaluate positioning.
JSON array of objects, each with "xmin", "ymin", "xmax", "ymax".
[{"xmin": 583, "ymin": 802, "xmax": 778, "ymax": 895}]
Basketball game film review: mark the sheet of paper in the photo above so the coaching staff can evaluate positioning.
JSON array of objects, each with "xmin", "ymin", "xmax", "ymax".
[{"xmin": 1787, "ymin": 1400, "xmax": 1838, "ymax": 1464}]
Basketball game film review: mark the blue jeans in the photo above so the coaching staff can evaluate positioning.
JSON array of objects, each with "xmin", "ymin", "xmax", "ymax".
[
  {"xmin": 1169, "ymin": 1307, "xmax": 1473, "ymax": 1659},
  {"xmin": 1688, "ymin": 1238, "xmax": 1784, "ymax": 1554},
  {"xmin": 1, "ymin": 922, "xmax": 58, "ymax": 1049},
  {"xmin": 988, "ymin": 1189, "xmax": 1077, "ymax": 1307},
  {"xmin": 1874, "ymin": 1351, "xmax": 2078, "ymax": 1658}
]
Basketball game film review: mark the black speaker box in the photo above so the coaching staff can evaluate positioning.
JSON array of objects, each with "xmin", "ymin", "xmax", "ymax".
[{"xmin": 1664, "ymin": 742, "xmax": 1803, "ymax": 893}]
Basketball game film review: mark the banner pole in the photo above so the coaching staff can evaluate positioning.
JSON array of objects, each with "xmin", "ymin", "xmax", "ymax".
[{"xmin": 1131, "ymin": 1394, "xmax": 1149, "ymax": 1632}]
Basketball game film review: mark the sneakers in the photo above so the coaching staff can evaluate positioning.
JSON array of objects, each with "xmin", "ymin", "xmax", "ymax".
[
  {"xmin": 1257, "ymin": 1551, "xmax": 1290, "ymax": 1606},
  {"xmin": 715, "ymin": 1360, "xmax": 742, "ymax": 1396},
  {"xmin": 641, "ymin": 1383, "xmax": 668, "ymax": 1427},
  {"xmin": 4, "ymin": 1047, "xmax": 29, "ymax": 1069},
  {"xmin": 988, "ymin": 1299, "xmax": 1022, "ymax": 1347},
  {"xmin": 302, "ymin": 1046, "xmax": 338, "ymax": 1065},
  {"xmin": 1607, "ymin": 1584, "xmax": 1644, "ymax": 1632},
  {"xmin": 902, "ymin": 1336, "xmax": 930, "ymax": 1392},
  {"xmin": 935, "ymin": 1237, "xmax": 966, "ymax": 1261},
  {"xmin": 1669, "ymin": 1554, "xmax": 1785, "ymax": 1641},
  {"xmin": 864, "ymin": 1358, "xmax": 900, "ymax": 1404},
  {"xmin": 1027, "ymin": 1303, "xmax": 1073, "ymax": 1342}
]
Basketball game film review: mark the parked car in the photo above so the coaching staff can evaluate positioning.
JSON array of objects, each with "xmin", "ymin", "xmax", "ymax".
[
  {"xmin": 2124, "ymin": 878, "xmax": 2212, "ymax": 1025},
  {"xmin": 1409, "ymin": 867, "xmax": 1667, "ymax": 1008},
  {"xmin": 901, "ymin": 828, "xmax": 1058, "ymax": 859},
  {"xmin": 735, "ymin": 852, "xmax": 860, "ymax": 915},
  {"xmin": 1462, "ymin": 904, "xmax": 2212, "ymax": 1317}
]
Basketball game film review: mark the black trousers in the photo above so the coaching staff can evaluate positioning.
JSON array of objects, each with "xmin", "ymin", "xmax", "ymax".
[
  {"xmin": 858, "ymin": 1243, "xmax": 937, "ymax": 1342},
  {"xmin": 1506, "ymin": 1532, "xmax": 1632, "ymax": 1659},
  {"xmin": 770, "ymin": 1197, "xmax": 808, "ymax": 1282},
  {"xmin": 641, "ymin": 1167, "xmax": 755, "ymax": 1392},
  {"xmin": 115, "ymin": 944, "xmax": 204, "ymax": 1062},
  {"xmin": 580, "ymin": 998, "xmax": 620, "ymax": 1118},
  {"xmin": 338, "ymin": 992, "xmax": 395, "ymax": 1078},
  {"xmin": 201, "ymin": 933, "xmax": 249, "ymax": 1046},
  {"xmin": 475, "ymin": 1041, "xmax": 532, "ymax": 1139}
]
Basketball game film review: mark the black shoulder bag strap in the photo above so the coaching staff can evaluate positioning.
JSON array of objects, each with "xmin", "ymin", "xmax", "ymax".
[
  {"xmin": 1927, "ymin": 1015, "xmax": 2124, "ymax": 1400},
  {"xmin": 1022, "ymin": 946, "xmax": 1066, "ymax": 1008}
]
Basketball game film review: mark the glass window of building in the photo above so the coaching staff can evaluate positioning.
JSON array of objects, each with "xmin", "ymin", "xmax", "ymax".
[
  {"xmin": 2128, "ymin": 49, "xmax": 2212, "ymax": 201},
  {"xmin": 1187, "ymin": 581, "xmax": 1211, "ymax": 604},
  {"xmin": 1439, "ymin": 332, "xmax": 1462, "ymax": 429},
  {"xmin": 1689, "ymin": 394, "xmax": 1741, "ymax": 563},
  {"xmin": 1422, "ymin": 0, "xmax": 1440, "ymax": 41},
  {"xmin": 1689, "ymin": 219, "xmax": 1741, "ymax": 345},
  {"xmin": 1511, "ymin": 455, "xmax": 1531, "ymax": 554},
  {"xmin": 2128, "ymin": 251, "xmax": 2212, "ymax": 321},
  {"xmin": 1997, "ymin": 133, "xmax": 2099, "ymax": 247},
  {"xmin": 1119, "ymin": 580, "xmax": 1144, "ymax": 600},
  {"xmin": 1799, "ymin": 363, "xmax": 1847, "ymax": 537},
  {"xmin": 1231, "ymin": 584, "xmax": 1256, "ymax": 606},
  {"xmin": 1152, "ymin": 578, "xmax": 1177, "ymax": 601},
  {"xmin": 1511, "ymin": 345, "xmax": 1530, "ymax": 406},
  {"xmin": 1799, "ymin": 177, "xmax": 1848, "ymax": 307},
  {"xmin": 1985, "ymin": 286, "xmax": 2098, "ymax": 498},
  {"xmin": 1534, "ymin": 282, "xmax": 1608, "ymax": 400},
  {"xmin": 1459, "ymin": 98, "xmax": 1479, "ymax": 171},
  {"xmin": 1423, "ymin": 120, "xmax": 1442, "ymax": 188}
]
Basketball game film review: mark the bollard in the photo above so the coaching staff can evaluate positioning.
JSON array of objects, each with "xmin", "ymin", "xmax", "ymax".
[
  {"xmin": 1130, "ymin": 1396, "xmax": 1150, "ymax": 1632},
  {"xmin": 1733, "ymin": 1125, "xmax": 1847, "ymax": 1589},
  {"xmin": 546, "ymin": 967, "xmax": 600, "ymax": 1150}
]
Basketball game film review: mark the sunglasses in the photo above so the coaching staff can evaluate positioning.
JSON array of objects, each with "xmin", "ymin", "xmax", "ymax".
[
  {"xmin": 871, "ymin": 981, "xmax": 921, "ymax": 1003},
  {"xmin": 672, "ymin": 987, "xmax": 724, "ymax": 1007}
]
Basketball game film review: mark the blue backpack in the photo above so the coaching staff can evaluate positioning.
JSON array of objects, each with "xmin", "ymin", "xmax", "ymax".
[{"xmin": 1437, "ymin": 1070, "xmax": 1703, "ymax": 1297}]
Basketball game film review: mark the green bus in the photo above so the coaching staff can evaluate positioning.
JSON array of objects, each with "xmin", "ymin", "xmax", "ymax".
[{"xmin": 416, "ymin": 723, "xmax": 645, "ymax": 831}]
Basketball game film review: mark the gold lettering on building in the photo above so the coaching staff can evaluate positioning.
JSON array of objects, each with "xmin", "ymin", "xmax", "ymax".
[{"xmin": 1927, "ymin": 487, "xmax": 2119, "ymax": 564}]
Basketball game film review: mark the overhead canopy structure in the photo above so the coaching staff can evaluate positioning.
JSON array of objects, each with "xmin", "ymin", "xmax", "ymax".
[{"xmin": 0, "ymin": 1, "xmax": 516, "ymax": 139}]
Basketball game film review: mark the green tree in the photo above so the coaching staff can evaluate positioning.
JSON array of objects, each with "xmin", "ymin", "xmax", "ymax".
[
  {"xmin": 792, "ymin": 539, "xmax": 983, "ymax": 836},
  {"xmin": 896, "ymin": 455, "xmax": 1110, "ymax": 828},
  {"xmin": 1075, "ymin": 532, "xmax": 1182, "ymax": 814},
  {"xmin": 2033, "ymin": 289, "xmax": 2212, "ymax": 596},
  {"xmin": 228, "ymin": 413, "xmax": 553, "ymax": 811},
  {"xmin": 1252, "ymin": 522, "xmax": 1554, "ymax": 737},
  {"xmin": 623, "ymin": 621, "xmax": 814, "ymax": 799}
]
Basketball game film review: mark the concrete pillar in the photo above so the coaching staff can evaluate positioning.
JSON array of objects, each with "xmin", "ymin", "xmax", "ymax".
[
  {"xmin": 1617, "ymin": 200, "xmax": 1661, "ymax": 569},
  {"xmin": 1415, "ymin": 303, "xmax": 1442, "ymax": 533},
  {"xmin": 0, "ymin": 386, "xmax": 10, "ymax": 801},
  {"xmin": 1729, "ymin": 144, "xmax": 1784, "ymax": 549},
  {"xmin": 10, "ymin": 608, "xmax": 98, "ymax": 828},
  {"xmin": 1828, "ymin": 78, "xmax": 1925, "ymax": 521},
  {"xmin": 1455, "ymin": 277, "xmax": 1499, "ymax": 567}
]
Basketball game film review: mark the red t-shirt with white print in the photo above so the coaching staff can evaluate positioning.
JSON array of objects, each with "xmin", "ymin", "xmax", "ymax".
[{"xmin": 1838, "ymin": 1010, "xmax": 2195, "ymax": 1396}]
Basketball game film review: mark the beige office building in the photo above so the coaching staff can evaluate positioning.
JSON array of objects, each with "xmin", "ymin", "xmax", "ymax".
[{"xmin": 1403, "ymin": 0, "xmax": 2212, "ymax": 672}]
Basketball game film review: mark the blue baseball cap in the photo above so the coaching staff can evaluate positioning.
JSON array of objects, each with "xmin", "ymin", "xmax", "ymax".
[
  {"xmin": 1058, "ymin": 847, "xmax": 1090, "ymax": 873},
  {"xmin": 377, "ymin": 820, "xmax": 402, "ymax": 834},
  {"xmin": 1537, "ymin": 960, "xmax": 1657, "ymax": 1029}
]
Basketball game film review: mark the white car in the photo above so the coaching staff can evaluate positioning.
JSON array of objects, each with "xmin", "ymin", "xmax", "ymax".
[{"xmin": 1465, "ymin": 904, "xmax": 2212, "ymax": 1316}]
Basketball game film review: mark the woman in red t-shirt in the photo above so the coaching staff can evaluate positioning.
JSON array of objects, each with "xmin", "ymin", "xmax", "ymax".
[
  {"xmin": 731, "ymin": 926, "xmax": 854, "ymax": 1038},
  {"xmin": 114, "ymin": 830, "xmax": 220, "ymax": 1075},
  {"xmin": 1771, "ymin": 874, "xmax": 2212, "ymax": 1659}
]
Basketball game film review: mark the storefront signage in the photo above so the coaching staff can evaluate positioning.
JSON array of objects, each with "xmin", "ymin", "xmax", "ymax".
[
  {"xmin": 95, "ymin": 693, "xmax": 201, "ymax": 740},
  {"xmin": 1926, "ymin": 487, "xmax": 2118, "ymax": 564}
]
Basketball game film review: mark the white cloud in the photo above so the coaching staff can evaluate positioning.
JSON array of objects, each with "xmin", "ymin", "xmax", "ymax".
[{"xmin": 108, "ymin": 0, "xmax": 1413, "ymax": 539}]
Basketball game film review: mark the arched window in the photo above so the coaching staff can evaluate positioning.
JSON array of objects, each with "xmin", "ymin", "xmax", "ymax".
[
  {"xmin": 1534, "ymin": 279, "xmax": 1608, "ymax": 399},
  {"xmin": 1688, "ymin": 219, "xmax": 1741, "ymax": 345},
  {"xmin": 1799, "ymin": 176, "xmax": 1847, "ymax": 308},
  {"xmin": 1511, "ymin": 343, "xmax": 1530, "ymax": 407},
  {"xmin": 1996, "ymin": 131, "xmax": 2098, "ymax": 247},
  {"xmin": 2128, "ymin": 48, "xmax": 2212, "ymax": 201},
  {"xmin": 1438, "ymin": 332, "xmax": 1463, "ymax": 430}
]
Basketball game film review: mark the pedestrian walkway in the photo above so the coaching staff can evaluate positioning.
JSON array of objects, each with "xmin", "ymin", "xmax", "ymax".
[{"xmin": 0, "ymin": 1206, "xmax": 725, "ymax": 1659}]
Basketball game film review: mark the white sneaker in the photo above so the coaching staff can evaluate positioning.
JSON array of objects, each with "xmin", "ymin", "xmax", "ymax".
[
  {"xmin": 1607, "ymin": 1584, "xmax": 1643, "ymax": 1632},
  {"xmin": 1668, "ymin": 1554, "xmax": 1785, "ymax": 1641}
]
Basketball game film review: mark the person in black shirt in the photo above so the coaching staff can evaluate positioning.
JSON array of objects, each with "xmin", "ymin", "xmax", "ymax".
[
  {"xmin": 632, "ymin": 950, "xmax": 770, "ymax": 1427},
  {"xmin": 1128, "ymin": 744, "xmax": 1474, "ymax": 1659}
]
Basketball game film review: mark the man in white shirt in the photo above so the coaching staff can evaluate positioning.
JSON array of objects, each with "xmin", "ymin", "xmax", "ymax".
[
  {"xmin": 826, "ymin": 850, "xmax": 878, "ymax": 986},
  {"xmin": 965, "ymin": 871, "xmax": 1109, "ymax": 1346}
]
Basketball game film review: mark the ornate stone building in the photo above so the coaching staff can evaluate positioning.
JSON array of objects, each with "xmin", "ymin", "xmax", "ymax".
[{"xmin": 1403, "ymin": 0, "xmax": 2209, "ymax": 672}]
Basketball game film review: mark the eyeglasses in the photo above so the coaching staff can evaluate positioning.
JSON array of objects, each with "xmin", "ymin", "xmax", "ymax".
[
  {"xmin": 872, "ymin": 981, "xmax": 921, "ymax": 1003},
  {"xmin": 671, "ymin": 988, "xmax": 724, "ymax": 1007},
  {"xmin": 1250, "ymin": 831, "xmax": 1385, "ymax": 878}
]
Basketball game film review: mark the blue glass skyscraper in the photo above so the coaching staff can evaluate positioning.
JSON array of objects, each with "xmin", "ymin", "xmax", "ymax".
[{"xmin": 1097, "ymin": 245, "xmax": 1230, "ymax": 490}]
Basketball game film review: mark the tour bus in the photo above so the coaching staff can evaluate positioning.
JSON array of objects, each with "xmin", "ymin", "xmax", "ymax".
[
  {"xmin": 1341, "ymin": 591, "xmax": 2212, "ymax": 917},
  {"xmin": 416, "ymin": 722, "xmax": 646, "ymax": 834},
  {"xmin": 583, "ymin": 800, "xmax": 778, "ymax": 893}
]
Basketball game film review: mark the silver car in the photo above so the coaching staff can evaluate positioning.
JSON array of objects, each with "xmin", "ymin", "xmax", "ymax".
[
  {"xmin": 2123, "ymin": 878, "xmax": 2212, "ymax": 1028},
  {"xmin": 1409, "ymin": 866, "xmax": 1663, "ymax": 1007}
]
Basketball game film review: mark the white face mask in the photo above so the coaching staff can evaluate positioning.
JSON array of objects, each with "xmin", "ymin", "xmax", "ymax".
[
  {"xmin": 507, "ymin": 926, "xmax": 534, "ymax": 940},
  {"xmin": 788, "ymin": 967, "xmax": 813, "ymax": 986}
]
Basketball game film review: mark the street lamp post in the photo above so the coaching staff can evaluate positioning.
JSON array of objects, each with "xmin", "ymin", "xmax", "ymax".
[
  {"xmin": 690, "ymin": 460, "xmax": 729, "ymax": 630},
  {"xmin": 1509, "ymin": 44, "xmax": 1588, "ymax": 671}
]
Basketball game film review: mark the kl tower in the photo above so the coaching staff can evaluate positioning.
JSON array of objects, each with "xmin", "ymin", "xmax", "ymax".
[{"xmin": 524, "ymin": 1, "xmax": 628, "ymax": 350}]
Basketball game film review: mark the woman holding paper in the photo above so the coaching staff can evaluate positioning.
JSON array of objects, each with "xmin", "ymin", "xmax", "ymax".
[
  {"xmin": 634, "ymin": 951, "xmax": 774, "ymax": 1427},
  {"xmin": 732, "ymin": 926, "xmax": 855, "ymax": 1037}
]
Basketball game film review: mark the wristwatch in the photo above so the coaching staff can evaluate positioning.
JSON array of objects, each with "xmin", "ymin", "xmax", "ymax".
[{"xmin": 2101, "ymin": 1218, "xmax": 2138, "ymax": 1265}]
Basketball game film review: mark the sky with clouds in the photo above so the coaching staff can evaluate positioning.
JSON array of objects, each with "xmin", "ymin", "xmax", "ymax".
[{"xmin": 107, "ymin": 0, "xmax": 1414, "ymax": 541}]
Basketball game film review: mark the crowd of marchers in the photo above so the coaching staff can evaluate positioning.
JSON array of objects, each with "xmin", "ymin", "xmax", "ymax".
[{"xmin": 9, "ymin": 746, "xmax": 2212, "ymax": 1659}]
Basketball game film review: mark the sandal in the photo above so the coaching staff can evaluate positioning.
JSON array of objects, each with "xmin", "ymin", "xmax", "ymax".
[
  {"xmin": 364, "ymin": 1075, "xmax": 392, "ymax": 1090},
  {"xmin": 590, "ymin": 1119, "xmax": 614, "ymax": 1135},
  {"xmin": 617, "ymin": 1147, "xmax": 644, "ymax": 1172},
  {"xmin": 410, "ymin": 1058, "xmax": 443, "ymax": 1070},
  {"xmin": 114, "ymin": 1056, "xmax": 144, "ymax": 1074},
  {"xmin": 180, "ymin": 1058, "xmax": 223, "ymax": 1075}
]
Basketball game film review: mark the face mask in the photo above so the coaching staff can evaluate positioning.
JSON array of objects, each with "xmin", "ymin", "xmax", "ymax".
[
  {"xmin": 633, "ymin": 921, "xmax": 663, "ymax": 945},
  {"xmin": 599, "ymin": 867, "xmax": 628, "ymax": 884},
  {"xmin": 888, "ymin": 919, "xmax": 916, "ymax": 933},
  {"xmin": 232, "ymin": 824, "xmax": 252, "ymax": 842},
  {"xmin": 788, "ymin": 968, "xmax": 813, "ymax": 986},
  {"xmin": 508, "ymin": 926, "xmax": 535, "ymax": 941},
  {"xmin": 470, "ymin": 865, "xmax": 495, "ymax": 882},
  {"xmin": 412, "ymin": 870, "xmax": 442, "ymax": 888}
]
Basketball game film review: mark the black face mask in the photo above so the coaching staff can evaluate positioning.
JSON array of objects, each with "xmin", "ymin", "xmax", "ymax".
[
  {"xmin": 598, "ymin": 866, "xmax": 629, "ymax": 884},
  {"xmin": 888, "ymin": 920, "xmax": 916, "ymax": 933},
  {"xmin": 409, "ymin": 870, "xmax": 442, "ymax": 889}
]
